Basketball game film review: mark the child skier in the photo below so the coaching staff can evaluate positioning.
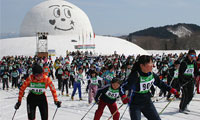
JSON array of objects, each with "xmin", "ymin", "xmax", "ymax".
[
  {"xmin": 11, "ymin": 68, "xmax": 20, "ymax": 88},
  {"xmin": 1, "ymin": 70, "xmax": 9, "ymax": 90},
  {"xmin": 94, "ymin": 77, "xmax": 122, "ymax": 120},
  {"xmin": 71, "ymin": 68, "xmax": 84, "ymax": 100},
  {"xmin": 62, "ymin": 68, "xmax": 70, "ymax": 96},
  {"xmin": 87, "ymin": 70, "xmax": 102, "ymax": 104}
]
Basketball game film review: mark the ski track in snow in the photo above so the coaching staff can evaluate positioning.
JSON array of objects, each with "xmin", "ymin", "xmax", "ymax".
[{"xmin": 0, "ymin": 76, "xmax": 200, "ymax": 120}]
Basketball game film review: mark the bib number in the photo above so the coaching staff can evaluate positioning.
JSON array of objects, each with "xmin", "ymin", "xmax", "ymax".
[{"xmin": 105, "ymin": 91, "xmax": 119, "ymax": 99}]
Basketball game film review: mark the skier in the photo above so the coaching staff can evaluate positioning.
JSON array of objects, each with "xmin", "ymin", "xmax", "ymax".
[
  {"xmin": 55, "ymin": 65, "xmax": 64, "ymax": 90},
  {"xmin": 48, "ymin": 61, "xmax": 55, "ymax": 80},
  {"xmin": 178, "ymin": 49, "xmax": 200, "ymax": 113},
  {"xmin": 11, "ymin": 68, "xmax": 20, "ymax": 88},
  {"xmin": 87, "ymin": 70, "xmax": 102, "ymax": 104},
  {"xmin": 119, "ymin": 55, "xmax": 180, "ymax": 120},
  {"xmin": 167, "ymin": 60, "xmax": 180, "ymax": 100},
  {"xmin": 1, "ymin": 70, "xmax": 9, "ymax": 90},
  {"xmin": 103, "ymin": 65, "xmax": 115, "ymax": 85},
  {"xmin": 196, "ymin": 56, "xmax": 200, "ymax": 94},
  {"xmin": 69, "ymin": 66, "xmax": 75, "ymax": 88},
  {"xmin": 71, "ymin": 67, "xmax": 84, "ymax": 100},
  {"xmin": 43, "ymin": 63, "xmax": 50, "ymax": 76},
  {"xmin": 61, "ymin": 68, "xmax": 70, "ymax": 96},
  {"xmin": 94, "ymin": 77, "xmax": 122, "ymax": 120},
  {"xmin": 14, "ymin": 63, "xmax": 61, "ymax": 120}
]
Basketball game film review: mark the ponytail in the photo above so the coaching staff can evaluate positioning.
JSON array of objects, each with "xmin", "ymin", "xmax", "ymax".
[{"xmin": 131, "ymin": 55, "xmax": 153, "ymax": 73}]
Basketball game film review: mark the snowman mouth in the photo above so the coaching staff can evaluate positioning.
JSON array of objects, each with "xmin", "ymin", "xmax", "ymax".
[{"xmin": 54, "ymin": 26, "xmax": 74, "ymax": 31}]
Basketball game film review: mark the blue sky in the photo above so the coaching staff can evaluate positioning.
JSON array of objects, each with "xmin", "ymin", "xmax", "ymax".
[{"xmin": 1, "ymin": 0, "xmax": 200, "ymax": 35}]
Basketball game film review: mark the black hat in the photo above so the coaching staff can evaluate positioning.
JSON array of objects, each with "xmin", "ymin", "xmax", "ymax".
[
  {"xmin": 32, "ymin": 63, "xmax": 43, "ymax": 75},
  {"xmin": 174, "ymin": 60, "xmax": 180, "ymax": 65},
  {"xmin": 111, "ymin": 77, "xmax": 121, "ymax": 84},
  {"xmin": 91, "ymin": 70, "xmax": 97, "ymax": 74}
]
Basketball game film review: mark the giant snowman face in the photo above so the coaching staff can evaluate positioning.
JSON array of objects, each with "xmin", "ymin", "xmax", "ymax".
[
  {"xmin": 20, "ymin": 0, "xmax": 94, "ymax": 37},
  {"xmin": 48, "ymin": 4, "xmax": 74, "ymax": 31}
]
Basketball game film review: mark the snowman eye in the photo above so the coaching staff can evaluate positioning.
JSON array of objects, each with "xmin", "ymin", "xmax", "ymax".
[
  {"xmin": 64, "ymin": 8, "xmax": 71, "ymax": 18},
  {"xmin": 53, "ymin": 8, "xmax": 60, "ymax": 18}
]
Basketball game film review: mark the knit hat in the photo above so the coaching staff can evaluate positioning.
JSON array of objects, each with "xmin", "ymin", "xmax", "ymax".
[
  {"xmin": 32, "ymin": 63, "xmax": 43, "ymax": 75},
  {"xmin": 111, "ymin": 77, "xmax": 121, "ymax": 84},
  {"xmin": 91, "ymin": 70, "xmax": 97, "ymax": 74}
]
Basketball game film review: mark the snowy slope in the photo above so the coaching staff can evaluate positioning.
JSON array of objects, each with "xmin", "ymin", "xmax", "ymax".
[
  {"xmin": 0, "ymin": 35, "xmax": 148, "ymax": 58},
  {"xmin": 0, "ymin": 76, "xmax": 200, "ymax": 120},
  {"xmin": 167, "ymin": 26, "xmax": 192, "ymax": 38}
]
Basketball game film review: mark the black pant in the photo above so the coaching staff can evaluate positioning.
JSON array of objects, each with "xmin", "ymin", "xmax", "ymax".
[
  {"xmin": 27, "ymin": 92, "xmax": 48, "ymax": 120},
  {"xmin": 57, "ymin": 75, "xmax": 62, "ymax": 90},
  {"xmin": 129, "ymin": 101, "xmax": 161, "ymax": 120},
  {"xmin": 179, "ymin": 79, "xmax": 194, "ymax": 110},
  {"xmin": 62, "ymin": 79, "xmax": 69, "ymax": 94},
  {"xmin": 48, "ymin": 71, "xmax": 54, "ymax": 79},
  {"xmin": 3, "ymin": 78, "xmax": 9, "ymax": 90},
  {"xmin": 69, "ymin": 75, "xmax": 74, "ymax": 88},
  {"xmin": 12, "ymin": 77, "xmax": 18, "ymax": 88}
]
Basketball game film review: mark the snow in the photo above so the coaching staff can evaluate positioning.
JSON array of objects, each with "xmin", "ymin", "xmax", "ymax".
[
  {"xmin": 167, "ymin": 26, "xmax": 192, "ymax": 38},
  {"xmin": 0, "ymin": 35, "xmax": 148, "ymax": 59},
  {"xmin": 147, "ymin": 50, "xmax": 200, "ymax": 56},
  {"xmin": 1, "ymin": 74, "xmax": 200, "ymax": 120}
]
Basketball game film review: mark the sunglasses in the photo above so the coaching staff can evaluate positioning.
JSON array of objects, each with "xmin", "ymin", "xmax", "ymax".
[{"xmin": 190, "ymin": 54, "xmax": 196, "ymax": 58}]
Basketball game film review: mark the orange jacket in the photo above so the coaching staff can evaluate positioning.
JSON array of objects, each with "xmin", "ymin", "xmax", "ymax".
[{"xmin": 18, "ymin": 74, "xmax": 58, "ymax": 102}]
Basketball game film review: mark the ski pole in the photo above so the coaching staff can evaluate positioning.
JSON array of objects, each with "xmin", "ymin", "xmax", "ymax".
[
  {"xmin": 12, "ymin": 110, "xmax": 17, "ymax": 120},
  {"xmin": 159, "ymin": 96, "xmax": 176, "ymax": 115},
  {"xmin": 81, "ymin": 103, "xmax": 96, "ymax": 120},
  {"xmin": 52, "ymin": 107, "xmax": 58, "ymax": 120},
  {"xmin": 119, "ymin": 104, "xmax": 128, "ymax": 120},
  {"xmin": 107, "ymin": 103, "xmax": 124, "ymax": 120},
  {"xmin": 107, "ymin": 95, "xmax": 131, "ymax": 120},
  {"xmin": 181, "ymin": 79, "xmax": 193, "ymax": 89},
  {"xmin": 169, "ymin": 77, "xmax": 175, "ymax": 86}
]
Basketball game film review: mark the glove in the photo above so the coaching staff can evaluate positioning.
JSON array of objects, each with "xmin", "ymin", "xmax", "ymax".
[
  {"xmin": 121, "ymin": 95, "xmax": 130, "ymax": 104},
  {"xmin": 54, "ymin": 101, "xmax": 62, "ymax": 108},
  {"xmin": 95, "ymin": 98, "xmax": 99, "ymax": 104},
  {"xmin": 170, "ymin": 88, "xmax": 180, "ymax": 98},
  {"xmin": 14, "ymin": 101, "xmax": 21, "ymax": 110}
]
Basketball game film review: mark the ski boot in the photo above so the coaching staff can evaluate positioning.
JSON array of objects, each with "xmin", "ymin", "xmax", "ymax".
[
  {"xmin": 179, "ymin": 109, "xmax": 188, "ymax": 114},
  {"xmin": 71, "ymin": 96, "xmax": 74, "ymax": 101}
]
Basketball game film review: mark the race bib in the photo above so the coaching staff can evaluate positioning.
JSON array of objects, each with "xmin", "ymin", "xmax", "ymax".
[
  {"xmin": 62, "ymin": 74, "xmax": 69, "ymax": 79},
  {"xmin": 91, "ymin": 77, "xmax": 98, "ymax": 85},
  {"xmin": 28, "ymin": 68, "xmax": 32, "ymax": 74},
  {"xmin": 12, "ymin": 72, "xmax": 18, "ymax": 78},
  {"xmin": 174, "ymin": 70, "xmax": 178, "ymax": 79},
  {"xmin": 162, "ymin": 78, "xmax": 167, "ymax": 83},
  {"xmin": 105, "ymin": 87, "xmax": 119, "ymax": 99},
  {"xmin": 77, "ymin": 74, "xmax": 83, "ymax": 82},
  {"xmin": 3, "ymin": 74, "xmax": 8, "ymax": 79},
  {"xmin": 106, "ymin": 73, "xmax": 114, "ymax": 81},
  {"xmin": 30, "ymin": 82, "xmax": 46, "ymax": 95},
  {"xmin": 44, "ymin": 68, "xmax": 49, "ymax": 72},
  {"xmin": 139, "ymin": 74, "xmax": 154, "ymax": 93},
  {"xmin": 58, "ymin": 69, "xmax": 63, "ymax": 74},
  {"xmin": 184, "ymin": 64, "xmax": 194, "ymax": 76}
]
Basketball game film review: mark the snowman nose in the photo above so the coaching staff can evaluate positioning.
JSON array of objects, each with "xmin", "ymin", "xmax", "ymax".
[{"xmin": 61, "ymin": 18, "xmax": 65, "ymax": 21}]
